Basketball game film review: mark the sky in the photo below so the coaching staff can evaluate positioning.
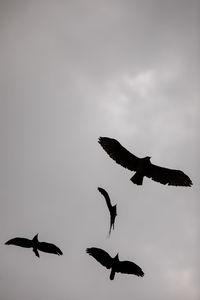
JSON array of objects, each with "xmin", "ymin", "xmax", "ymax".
[{"xmin": 0, "ymin": 1, "xmax": 199, "ymax": 299}]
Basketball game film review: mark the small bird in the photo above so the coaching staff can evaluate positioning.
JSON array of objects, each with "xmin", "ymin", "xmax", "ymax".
[
  {"xmin": 98, "ymin": 137, "xmax": 193, "ymax": 186},
  {"xmin": 86, "ymin": 247, "xmax": 144, "ymax": 280},
  {"xmin": 97, "ymin": 187, "xmax": 117, "ymax": 236},
  {"xmin": 5, "ymin": 234, "xmax": 63, "ymax": 257}
]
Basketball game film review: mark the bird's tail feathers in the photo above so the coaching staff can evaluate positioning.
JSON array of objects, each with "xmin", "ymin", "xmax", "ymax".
[
  {"xmin": 107, "ymin": 216, "xmax": 116, "ymax": 237},
  {"xmin": 33, "ymin": 248, "xmax": 40, "ymax": 258},
  {"xmin": 110, "ymin": 268, "xmax": 115, "ymax": 280},
  {"xmin": 107, "ymin": 226, "xmax": 112, "ymax": 238},
  {"xmin": 130, "ymin": 173, "xmax": 143, "ymax": 185}
]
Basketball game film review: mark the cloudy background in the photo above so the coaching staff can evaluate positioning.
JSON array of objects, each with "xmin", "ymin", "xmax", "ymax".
[{"xmin": 0, "ymin": 1, "xmax": 199, "ymax": 299}]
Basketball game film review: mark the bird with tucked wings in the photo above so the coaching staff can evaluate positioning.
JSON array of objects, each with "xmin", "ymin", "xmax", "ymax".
[
  {"xmin": 98, "ymin": 137, "xmax": 193, "ymax": 187},
  {"xmin": 98, "ymin": 187, "xmax": 117, "ymax": 236},
  {"xmin": 5, "ymin": 234, "xmax": 63, "ymax": 257},
  {"xmin": 86, "ymin": 247, "xmax": 144, "ymax": 280}
]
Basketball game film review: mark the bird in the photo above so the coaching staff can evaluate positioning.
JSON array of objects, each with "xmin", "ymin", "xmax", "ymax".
[
  {"xmin": 86, "ymin": 247, "xmax": 144, "ymax": 280},
  {"xmin": 5, "ymin": 234, "xmax": 63, "ymax": 257},
  {"xmin": 98, "ymin": 137, "xmax": 193, "ymax": 186},
  {"xmin": 97, "ymin": 187, "xmax": 117, "ymax": 236}
]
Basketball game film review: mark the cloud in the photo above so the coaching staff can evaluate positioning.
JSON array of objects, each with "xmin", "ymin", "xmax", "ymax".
[
  {"xmin": 165, "ymin": 267, "xmax": 200, "ymax": 299},
  {"xmin": 0, "ymin": 1, "xmax": 199, "ymax": 300}
]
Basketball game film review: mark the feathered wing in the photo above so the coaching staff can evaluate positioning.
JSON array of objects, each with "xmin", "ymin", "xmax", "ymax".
[
  {"xmin": 37, "ymin": 242, "xmax": 63, "ymax": 255},
  {"xmin": 5, "ymin": 237, "xmax": 33, "ymax": 248},
  {"xmin": 86, "ymin": 247, "xmax": 113, "ymax": 269},
  {"xmin": 116, "ymin": 260, "xmax": 144, "ymax": 277},
  {"xmin": 98, "ymin": 137, "xmax": 140, "ymax": 171},
  {"xmin": 145, "ymin": 163, "xmax": 193, "ymax": 186},
  {"xmin": 98, "ymin": 187, "xmax": 112, "ymax": 210}
]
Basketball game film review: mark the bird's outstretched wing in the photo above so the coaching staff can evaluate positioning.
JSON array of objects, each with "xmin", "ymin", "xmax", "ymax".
[
  {"xmin": 37, "ymin": 242, "xmax": 63, "ymax": 255},
  {"xmin": 5, "ymin": 237, "xmax": 32, "ymax": 248},
  {"xmin": 145, "ymin": 163, "xmax": 193, "ymax": 186},
  {"xmin": 86, "ymin": 247, "xmax": 113, "ymax": 269},
  {"xmin": 98, "ymin": 187, "xmax": 112, "ymax": 210},
  {"xmin": 116, "ymin": 260, "xmax": 144, "ymax": 277},
  {"xmin": 98, "ymin": 137, "xmax": 140, "ymax": 171}
]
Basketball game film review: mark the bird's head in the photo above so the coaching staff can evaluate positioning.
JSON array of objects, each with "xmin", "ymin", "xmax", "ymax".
[
  {"xmin": 33, "ymin": 233, "xmax": 39, "ymax": 242},
  {"xmin": 145, "ymin": 156, "xmax": 151, "ymax": 160},
  {"xmin": 114, "ymin": 253, "xmax": 119, "ymax": 262},
  {"xmin": 144, "ymin": 156, "xmax": 151, "ymax": 162}
]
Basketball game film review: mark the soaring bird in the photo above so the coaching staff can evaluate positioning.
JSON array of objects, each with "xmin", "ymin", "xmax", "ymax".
[
  {"xmin": 98, "ymin": 137, "xmax": 193, "ymax": 186},
  {"xmin": 86, "ymin": 247, "xmax": 144, "ymax": 280},
  {"xmin": 5, "ymin": 234, "xmax": 63, "ymax": 257},
  {"xmin": 98, "ymin": 187, "xmax": 117, "ymax": 236}
]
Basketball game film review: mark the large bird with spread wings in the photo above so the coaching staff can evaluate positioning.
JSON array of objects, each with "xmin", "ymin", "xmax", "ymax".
[
  {"xmin": 5, "ymin": 234, "xmax": 63, "ymax": 257},
  {"xmin": 98, "ymin": 137, "xmax": 193, "ymax": 186},
  {"xmin": 98, "ymin": 187, "xmax": 117, "ymax": 236},
  {"xmin": 86, "ymin": 247, "xmax": 144, "ymax": 280}
]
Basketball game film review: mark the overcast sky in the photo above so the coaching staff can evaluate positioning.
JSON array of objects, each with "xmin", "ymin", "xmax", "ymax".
[{"xmin": 0, "ymin": 1, "xmax": 199, "ymax": 299}]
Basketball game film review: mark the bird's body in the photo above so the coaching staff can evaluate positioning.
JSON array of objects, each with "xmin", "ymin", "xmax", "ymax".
[
  {"xmin": 97, "ymin": 187, "xmax": 117, "ymax": 236},
  {"xmin": 98, "ymin": 137, "xmax": 193, "ymax": 187},
  {"xmin": 130, "ymin": 156, "xmax": 151, "ymax": 185},
  {"xmin": 5, "ymin": 234, "xmax": 63, "ymax": 257},
  {"xmin": 86, "ymin": 247, "xmax": 144, "ymax": 280}
]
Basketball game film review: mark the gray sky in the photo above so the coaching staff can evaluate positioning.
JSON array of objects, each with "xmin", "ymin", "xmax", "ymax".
[{"xmin": 0, "ymin": 1, "xmax": 199, "ymax": 299}]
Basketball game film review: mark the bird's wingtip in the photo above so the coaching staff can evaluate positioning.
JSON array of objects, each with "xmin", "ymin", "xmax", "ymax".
[
  {"xmin": 86, "ymin": 247, "xmax": 92, "ymax": 255},
  {"xmin": 97, "ymin": 187, "xmax": 104, "ymax": 193},
  {"xmin": 189, "ymin": 179, "xmax": 193, "ymax": 187},
  {"xmin": 98, "ymin": 136, "xmax": 113, "ymax": 143}
]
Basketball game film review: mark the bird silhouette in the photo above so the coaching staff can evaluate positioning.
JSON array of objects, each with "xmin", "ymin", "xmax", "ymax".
[
  {"xmin": 97, "ymin": 187, "xmax": 117, "ymax": 236},
  {"xmin": 98, "ymin": 137, "xmax": 193, "ymax": 186},
  {"xmin": 5, "ymin": 234, "xmax": 63, "ymax": 257},
  {"xmin": 86, "ymin": 247, "xmax": 144, "ymax": 280}
]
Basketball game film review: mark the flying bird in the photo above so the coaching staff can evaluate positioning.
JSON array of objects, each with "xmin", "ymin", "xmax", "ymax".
[
  {"xmin": 5, "ymin": 234, "xmax": 63, "ymax": 257},
  {"xmin": 97, "ymin": 187, "xmax": 117, "ymax": 236},
  {"xmin": 98, "ymin": 137, "xmax": 193, "ymax": 186},
  {"xmin": 86, "ymin": 247, "xmax": 144, "ymax": 280}
]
